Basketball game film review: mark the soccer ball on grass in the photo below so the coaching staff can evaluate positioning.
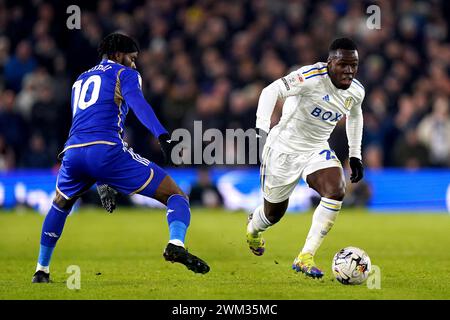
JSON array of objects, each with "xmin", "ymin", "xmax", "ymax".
[{"xmin": 332, "ymin": 246, "xmax": 371, "ymax": 285}]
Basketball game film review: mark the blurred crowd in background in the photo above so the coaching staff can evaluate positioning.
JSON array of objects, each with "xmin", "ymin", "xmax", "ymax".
[{"xmin": 0, "ymin": 0, "xmax": 449, "ymax": 172}]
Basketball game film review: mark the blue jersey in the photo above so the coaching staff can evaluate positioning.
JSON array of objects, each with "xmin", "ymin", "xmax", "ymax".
[
  {"xmin": 62, "ymin": 59, "xmax": 167, "ymax": 155},
  {"xmin": 55, "ymin": 60, "xmax": 169, "ymax": 200}
]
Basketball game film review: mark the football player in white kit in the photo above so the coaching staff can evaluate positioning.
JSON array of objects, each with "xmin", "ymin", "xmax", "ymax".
[{"xmin": 247, "ymin": 38, "xmax": 365, "ymax": 278}]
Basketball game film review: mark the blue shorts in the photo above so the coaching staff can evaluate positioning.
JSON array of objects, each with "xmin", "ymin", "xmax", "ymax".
[{"xmin": 56, "ymin": 143, "xmax": 167, "ymax": 200}]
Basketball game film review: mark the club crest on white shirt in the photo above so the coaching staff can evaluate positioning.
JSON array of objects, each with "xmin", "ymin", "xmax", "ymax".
[{"xmin": 344, "ymin": 96, "xmax": 355, "ymax": 110}]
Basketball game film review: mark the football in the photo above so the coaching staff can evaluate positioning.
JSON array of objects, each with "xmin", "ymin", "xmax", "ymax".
[{"xmin": 332, "ymin": 247, "xmax": 371, "ymax": 285}]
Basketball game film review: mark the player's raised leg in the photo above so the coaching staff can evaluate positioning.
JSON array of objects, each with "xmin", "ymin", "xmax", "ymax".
[
  {"xmin": 292, "ymin": 166, "xmax": 345, "ymax": 279},
  {"xmin": 149, "ymin": 175, "xmax": 210, "ymax": 274},
  {"xmin": 95, "ymin": 142, "xmax": 210, "ymax": 274}
]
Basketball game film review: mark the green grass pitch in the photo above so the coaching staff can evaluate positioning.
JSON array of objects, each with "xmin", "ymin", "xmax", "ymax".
[{"xmin": 0, "ymin": 207, "xmax": 449, "ymax": 300}]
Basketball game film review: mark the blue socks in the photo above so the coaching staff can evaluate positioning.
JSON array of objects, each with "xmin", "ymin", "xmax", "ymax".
[
  {"xmin": 36, "ymin": 203, "xmax": 70, "ymax": 271},
  {"xmin": 166, "ymin": 195, "xmax": 191, "ymax": 246}
]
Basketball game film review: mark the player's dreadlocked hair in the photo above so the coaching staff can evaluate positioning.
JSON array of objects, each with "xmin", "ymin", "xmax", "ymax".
[
  {"xmin": 329, "ymin": 38, "xmax": 357, "ymax": 52},
  {"xmin": 98, "ymin": 33, "xmax": 139, "ymax": 59}
]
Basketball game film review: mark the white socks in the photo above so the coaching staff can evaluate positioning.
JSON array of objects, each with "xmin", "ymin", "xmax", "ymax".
[
  {"xmin": 247, "ymin": 205, "xmax": 272, "ymax": 235},
  {"xmin": 248, "ymin": 198, "xmax": 341, "ymax": 256},
  {"xmin": 168, "ymin": 239, "xmax": 185, "ymax": 247},
  {"xmin": 301, "ymin": 197, "xmax": 342, "ymax": 256},
  {"xmin": 36, "ymin": 263, "xmax": 49, "ymax": 274}
]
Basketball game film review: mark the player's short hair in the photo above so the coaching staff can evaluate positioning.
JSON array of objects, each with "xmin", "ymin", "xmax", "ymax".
[
  {"xmin": 98, "ymin": 33, "xmax": 139, "ymax": 58},
  {"xmin": 329, "ymin": 38, "xmax": 357, "ymax": 52}
]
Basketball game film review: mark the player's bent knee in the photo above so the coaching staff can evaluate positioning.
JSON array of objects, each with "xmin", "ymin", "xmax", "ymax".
[
  {"xmin": 153, "ymin": 175, "xmax": 189, "ymax": 205},
  {"xmin": 174, "ymin": 189, "xmax": 188, "ymax": 199},
  {"xmin": 264, "ymin": 199, "xmax": 288, "ymax": 224},
  {"xmin": 166, "ymin": 184, "xmax": 188, "ymax": 201},
  {"xmin": 53, "ymin": 193, "xmax": 76, "ymax": 211},
  {"xmin": 324, "ymin": 187, "xmax": 346, "ymax": 201},
  {"xmin": 168, "ymin": 191, "xmax": 188, "ymax": 202}
]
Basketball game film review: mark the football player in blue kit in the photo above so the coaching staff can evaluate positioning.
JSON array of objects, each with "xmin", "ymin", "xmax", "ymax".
[{"xmin": 32, "ymin": 33, "xmax": 210, "ymax": 283}]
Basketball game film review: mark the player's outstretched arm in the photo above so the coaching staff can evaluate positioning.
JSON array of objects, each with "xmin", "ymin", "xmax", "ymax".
[
  {"xmin": 120, "ymin": 69, "xmax": 175, "ymax": 165},
  {"xmin": 123, "ymin": 86, "xmax": 168, "ymax": 138},
  {"xmin": 125, "ymin": 90, "xmax": 176, "ymax": 165}
]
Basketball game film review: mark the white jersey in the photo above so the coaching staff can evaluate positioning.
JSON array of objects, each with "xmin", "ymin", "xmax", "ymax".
[{"xmin": 256, "ymin": 62, "xmax": 365, "ymax": 158}]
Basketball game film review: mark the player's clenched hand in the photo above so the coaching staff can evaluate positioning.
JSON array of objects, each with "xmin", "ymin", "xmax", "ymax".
[
  {"xmin": 349, "ymin": 157, "xmax": 364, "ymax": 183},
  {"xmin": 158, "ymin": 133, "xmax": 175, "ymax": 165}
]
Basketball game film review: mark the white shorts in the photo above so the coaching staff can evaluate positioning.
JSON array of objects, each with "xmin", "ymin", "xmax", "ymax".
[{"xmin": 260, "ymin": 146, "xmax": 342, "ymax": 203}]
